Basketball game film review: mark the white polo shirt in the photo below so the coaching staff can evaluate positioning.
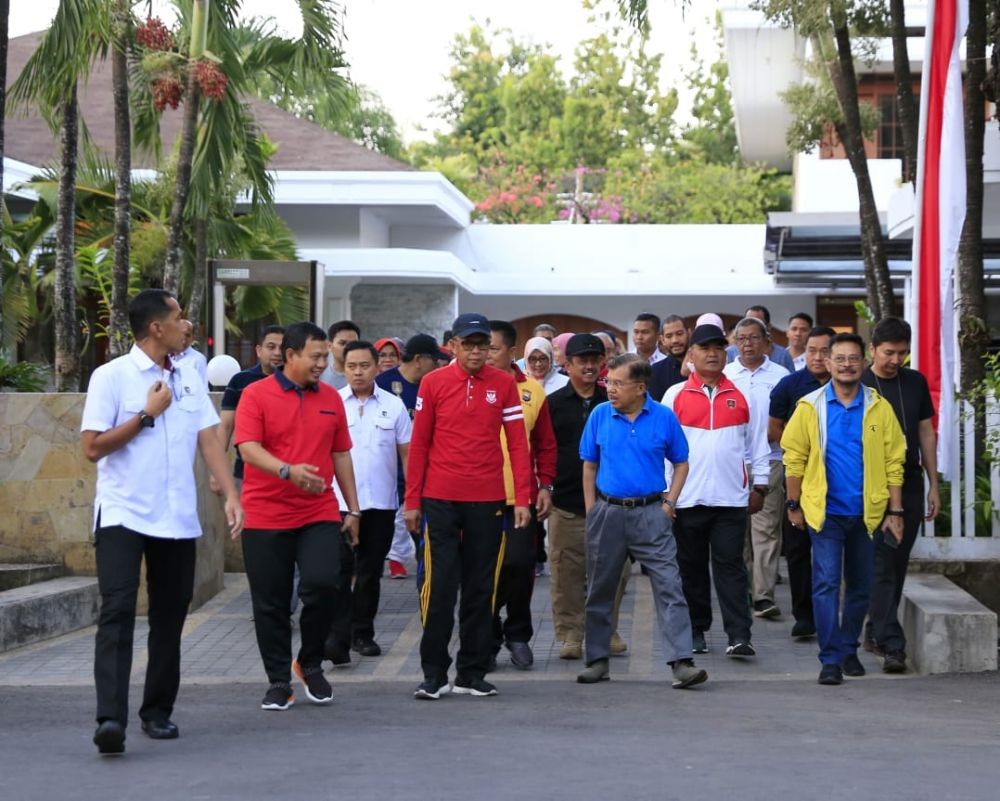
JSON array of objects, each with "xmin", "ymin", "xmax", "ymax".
[
  {"xmin": 334, "ymin": 384, "xmax": 412, "ymax": 511},
  {"xmin": 81, "ymin": 344, "xmax": 220, "ymax": 539},
  {"xmin": 171, "ymin": 346, "xmax": 208, "ymax": 386},
  {"xmin": 723, "ymin": 355, "xmax": 789, "ymax": 462}
]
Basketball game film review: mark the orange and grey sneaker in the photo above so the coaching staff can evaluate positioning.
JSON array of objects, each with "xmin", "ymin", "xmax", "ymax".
[
  {"xmin": 293, "ymin": 659, "xmax": 333, "ymax": 704},
  {"xmin": 261, "ymin": 682, "xmax": 294, "ymax": 711}
]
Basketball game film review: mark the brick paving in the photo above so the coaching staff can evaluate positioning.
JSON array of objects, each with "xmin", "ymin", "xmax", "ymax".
[{"xmin": 0, "ymin": 559, "xmax": 902, "ymax": 687}]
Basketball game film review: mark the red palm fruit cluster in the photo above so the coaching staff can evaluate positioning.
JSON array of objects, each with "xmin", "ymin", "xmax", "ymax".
[
  {"xmin": 152, "ymin": 77, "xmax": 184, "ymax": 111},
  {"xmin": 192, "ymin": 60, "xmax": 228, "ymax": 101},
  {"xmin": 136, "ymin": 17, "xmax": 174, "ymax": 52}
]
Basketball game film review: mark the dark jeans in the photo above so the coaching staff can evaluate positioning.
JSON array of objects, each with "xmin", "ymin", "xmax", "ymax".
[
  {"xmin": 242, "ymin": 521, "xmax": 342, "ymax": 684},
  {"xmin": 419, "ymin": 498, "xmax": 504, "ymax": 683},
  {"xmin": 674, "ymin": 505, "xmax": 753, "ymax": 644},
  {"xmin": 866, "ymin": 477, "xmax": 924, "ymax": 652},
  {"xmin": 330, "ymin": 508, "xmax": 397, "ymax": 646},
  {"xmin": 93, "ymin": 525, "xmax": 196, "ymax": 726},
  {"xmin": 809, "ymin": 515, "xmax": 874, "ymax": 665},
  {"xmin": 784, "ymin": 513, "xmax": 814, "ymax": 627},
  {"xmin": 492, "ymin": 506, "xmax": 538, "ymax": 650}
]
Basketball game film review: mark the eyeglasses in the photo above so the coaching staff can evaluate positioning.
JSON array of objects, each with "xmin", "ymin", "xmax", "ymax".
[
  {"xmin": 458, "ymin": 340, "xmax": 490, "ymax": 352},
  {"xmin": 606, "ymin": 379, "xmax": 640, "ymax": 390},
  {"xmin": 527, "ymin": 355, "xmax": 551, "ymax": 364},
  {"xmin": 830, "ymin": 355, "xmax": 864, "ymax": 365},
  {"xmin": 735, "ymin": 335, "xmax": 764, "ymax": 344}
]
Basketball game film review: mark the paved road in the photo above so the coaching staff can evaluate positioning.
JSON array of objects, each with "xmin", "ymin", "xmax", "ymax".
[{"xmin": 1, "ymin": 565, "xmax": 998, "ymax": 800}]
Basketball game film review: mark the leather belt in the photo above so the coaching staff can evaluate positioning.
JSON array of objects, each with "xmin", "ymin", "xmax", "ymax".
[{"xmin": 597, "ymin": 491, "xmax": 662, "ymax": 508}]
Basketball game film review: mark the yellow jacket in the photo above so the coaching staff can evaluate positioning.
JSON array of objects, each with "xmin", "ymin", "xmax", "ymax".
[
  {"xmin": 501, "ymin": 372, "xmax": 549, "ymax": 506},
  {"xmin": 781, "ymin": 383, "xmax": 905, "ymax": 535}
]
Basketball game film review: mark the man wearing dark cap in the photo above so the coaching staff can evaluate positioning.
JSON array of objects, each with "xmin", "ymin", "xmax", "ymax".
[
  {"xmin": 377, "ymin": 333, "xmax": 443, "ymax": 581},
  {"xmin": 405, "ymin": 313, "xmax": 532, "ymax": 699},
  {"xmin": 662, "ymin": 324, "xmax": 769, "ymax": 658},
  {"xmin": 576, "ymin": 353, "xmax": 706, "ymax": 689},
  {"xmin": 547, "ymin": 334, "xmax": 632, "ymax": 659}
]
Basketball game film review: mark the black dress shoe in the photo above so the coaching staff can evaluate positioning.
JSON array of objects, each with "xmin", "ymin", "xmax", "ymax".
[
  {"xmin": 141, "ymin": 719, "xmax": 179, "ymax": 739},
  {"xmin": 842, "ymin": 654, "xmax": 866, "ymax": 677},
  {"xmin": 324, "ymin": 637, "xmax": 352, "ymax": 666},
  {"xmin": 352, "ymin": 638, "xmax": 382, "ymax": 657},
  {"xmin": 93, "ymin": 720, "xmax": 126, "ymax": 755},
  {"xmin": 790, "ymin": 620, "xmax": 816, "ymax": 639},
  {"xmin": 818, "ymin": 664, "xmax": 843, "ymax": 685}
]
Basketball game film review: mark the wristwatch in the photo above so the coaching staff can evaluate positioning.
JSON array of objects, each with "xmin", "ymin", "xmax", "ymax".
[
  {"xmin": 278, "ymin": 464, "xmax": 291, "ymax": 480},
  {"xmin": 785, "ymin": 499, "xmax": 801, "ymax": 512},
  {"xmin": 539, "ymin": 484, "xmax": 555, "ymax": 492},
  {"xmin": 137, "ymin": 410, "xmax": 155, "ymax": 429},
  {"xmin": 885, "ymin": 509, "xmax": 905, "ymax": 517},
  {"xmin": 345, "ymin": 510, "xmax": 363, "ymax": 519}
]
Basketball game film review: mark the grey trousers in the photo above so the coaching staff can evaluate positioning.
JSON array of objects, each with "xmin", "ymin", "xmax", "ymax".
[{"xmin": 584, "ymin": 499, "xmax": 693, "ymax": 665}]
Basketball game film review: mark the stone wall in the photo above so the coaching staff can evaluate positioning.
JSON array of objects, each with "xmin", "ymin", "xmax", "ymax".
[
  {"xmin": 0, "ymin": 393, "xmax": 227, "ymax": 611},
  {"xmin": 350, "ymin": 283, "xmax": 456, "ymax": 343}
]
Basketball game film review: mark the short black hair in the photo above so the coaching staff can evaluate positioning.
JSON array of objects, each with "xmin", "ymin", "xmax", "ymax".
[
  {"xmin": 129, "ymin": 288, "xmax": 176, "ymax": 339},
  {"xmin": 808, "ymin": 326, "xmax": 836, "ymax": 341},
  {"xmin": 489, "ymin": 320, "xmax": 517, "ymax": 348},
  {"xmin": 661, "ymin": 314, "xmax": 685, "ymax": 329},
  {"xmin": 745, "ymin": 305, "xmax": 771, "ymax": 326},
  {"xmin": 634, "ymin": 313, "xmax": 661, "ymax": 331},
  {"xmin": 282, "ymin": 321, "xmax": 327, "ymax": 358},
  {"xmin": 830, "ymin": 332, "xmax": 865, "ymax": 355},
  {"xmin": 343, "ymin": 340, "xmax": 379, "ymax": 362},
  {"xmin": 789, "ymin": 312, "xmax": 814, "ymax": 327},
  {"xmin": 871, "ymin": 316, "xmax": 912, "ymax": 346},
  {"xmin": 327, "ymin": 320, "xmax": 360, "ymax": 339},
  {"xmin": 607, "ymin": 352, "xmax": 652, "ymax": 385},
  {"xmin": 442, "ymin": 330, "xmax": 453, "ymax": 345},
  {"xmin": 258, "ymin": 325, "xmax": 285, "ymax": 344}
]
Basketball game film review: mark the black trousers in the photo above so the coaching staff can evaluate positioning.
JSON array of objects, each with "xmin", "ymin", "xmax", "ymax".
[
  {"xmin": 242, "ymin": 521, "xmax": 342, "ymax": 684},
  {"xmin": 492, "ymin": 506, "xmax": 538, "ymax": 649},
  {"xmin": 783, "ymin": 513, "xmax": 815, "ymax": 627},
  {"xmin": 674, "ymin": 505, "xmax": 753, "ymax": 644},
  {"xmin": 866, "ymin": 476, "xmax": 924, "ymax": 652},
  {"xmin": 94, "ymin": 525, "xmax": 195, "ymax": 726},
  {"xmin": 419, "ymin": 498, "xmax": 505, "ymax": 683},
  {"xmin": 330, "ymin": 508, "xmax": 397, "ymax": 645}
]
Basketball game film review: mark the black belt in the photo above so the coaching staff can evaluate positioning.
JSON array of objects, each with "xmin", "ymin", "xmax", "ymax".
[{"xmin": 597, "ymin": 491, "xmax": 662, "ymax": 508}]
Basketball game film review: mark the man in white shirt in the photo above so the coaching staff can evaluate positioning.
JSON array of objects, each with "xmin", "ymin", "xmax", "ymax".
[
  {"xmin": 81, "ymin": 289, "xmax": 243, "ymax": 756},
  {"xmin": 723, "ymin": 317, "xmax": 789, "ymax": 619},
  {"xmin": 329, "ymin": 341, "xmax": 412, "ymax": 660},
  {"xmin": 786, "ymin": 313, "xmax": 813, "ymax": 372},
  {"xmin": 319, "ymin": 320, "xmax": 360, "ymax": 390},
  {"xmin": 172, "ymin": 319, "xmax": 208, "ymax": 386},
  {"xmin": 631, "ymin": 312, "xmax": 665, "ymax": 365}
]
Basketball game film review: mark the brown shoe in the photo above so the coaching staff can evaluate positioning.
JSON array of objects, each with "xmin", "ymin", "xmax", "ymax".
[
  {"xmin": 559, "ymin": 641, "xmax": 582, "ymax": 660},
  {"xmin": 610, "ymin": 633, "xmax": 628, "ymax": 655}
]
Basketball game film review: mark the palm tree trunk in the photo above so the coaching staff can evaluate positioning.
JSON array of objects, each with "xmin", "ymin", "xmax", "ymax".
[
  {"xmin": 888, "ymin": 0, "xmax": 918, "ymax": 184},
  {"xmin": 55, "ymin": 85, "xmax": 80, "ymax": 391},
  {"xmin": 187, "ymin": 218, "xmax": 208, "ymax": 331},
  {"xmin": 108, "ymin": 0, "xmax": 131, "ymax": 358},
  {"xmin": 959, "ymin": 0, "xmax": 989, "ymax": 397},
  {"xmin": 824, "ymin": 23, "xmax": 894, "ymax": 320},
  {"xmin": 0, "ymin": 0, "xmax": 9, "ymax": 350}
]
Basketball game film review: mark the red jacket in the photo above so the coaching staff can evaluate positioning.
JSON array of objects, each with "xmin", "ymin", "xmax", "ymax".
[{"xmin": 405, "ymin": 361, "xmax": 532, "ymax": 508}]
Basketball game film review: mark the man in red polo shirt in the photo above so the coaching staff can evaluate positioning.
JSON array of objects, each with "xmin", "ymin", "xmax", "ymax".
[
  {"xmin": 235, "ymin": 322, "xmax": 361, "ymax": 712},
  {"xmin": 405, "ymin": 313, "xmax": 533, "ymax": 700}
]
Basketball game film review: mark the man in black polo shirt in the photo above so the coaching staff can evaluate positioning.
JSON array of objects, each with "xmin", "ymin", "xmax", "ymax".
[
  {"xmin": 648, "ymin": 314, "xmax": 688, "ymax": 402},
  {"xmin": 768, "ymin": 326, "xmax": 834, "ymax": 638},
  {"xmin": 546, "ymin": 334, "xmax": 629, "ymax": 660},
  {"xmin": 861, "ymin": 317, "xmax": 938, "ymax": 673},
  {"xmin": 214, "ymin": 326, "xmax": 285, "ymax": 491}
]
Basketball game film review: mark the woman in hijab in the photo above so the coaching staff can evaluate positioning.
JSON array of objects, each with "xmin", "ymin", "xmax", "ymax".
[
  {"xmin": 551, "ymin": 332, "xmax": 574, "ymax": 372},
  {"xmin": 524, "ymin": 336, "xmax": 569, "ymax": 394}
]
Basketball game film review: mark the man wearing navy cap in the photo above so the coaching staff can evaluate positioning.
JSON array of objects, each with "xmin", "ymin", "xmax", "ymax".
[{"xmin": 405, "ymin": 313, "xmax": 532, "ymax": 699}]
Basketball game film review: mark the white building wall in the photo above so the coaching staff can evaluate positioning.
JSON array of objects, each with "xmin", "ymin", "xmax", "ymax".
[{"xmin": 792, "ymin": 151, "xmax": 903, "ymax": 213}]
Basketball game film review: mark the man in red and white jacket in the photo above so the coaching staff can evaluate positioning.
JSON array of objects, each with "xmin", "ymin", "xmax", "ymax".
[
  {"xmin": 404, "ymin": 313, "xmax": 533, "ymax": 700},
  {"xmin": 662, "ymin": 323, "xmax": 770, "ymax": 658}
]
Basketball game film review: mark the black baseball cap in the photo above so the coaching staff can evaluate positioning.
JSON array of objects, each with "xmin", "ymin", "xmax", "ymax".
[
  {"xmin": 565, "ymin": 333, "xmax": 605, "ymax": 359},
  {"xmin": 403, "ymin": 333, "xmax": 440, "ymax": 358},
  {"xmin": 690, "ymin": 324, "xmax": 728, "ymax": 346},
  {"xmin": 451, "ymin": 313, "xmax": 491, "ymax": 339}
]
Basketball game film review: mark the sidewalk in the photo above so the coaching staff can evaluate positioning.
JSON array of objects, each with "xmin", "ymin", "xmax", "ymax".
[{"xmin": 0, "ymin": 560, "xmax": 897, "ymax": 687}]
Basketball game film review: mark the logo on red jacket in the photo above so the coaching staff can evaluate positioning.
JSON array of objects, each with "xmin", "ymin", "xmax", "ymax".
[
  {"xmin": 485, "ymin": 389, "xmax": 497, "ymax": 404},
  {"xmin": 726, "ymin": 399, "xmax": 736, "ymax": 408}
]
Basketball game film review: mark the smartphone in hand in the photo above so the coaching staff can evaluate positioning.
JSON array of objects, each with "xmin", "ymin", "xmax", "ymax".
[{"xmin": 881, "ymin": 526, "xmax": 900, "ymax": 549}]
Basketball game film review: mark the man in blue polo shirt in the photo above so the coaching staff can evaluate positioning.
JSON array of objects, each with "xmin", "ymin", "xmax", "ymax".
[{"xmin": 576, "ymin": 353, "xmax": 706, "ymax": 690}]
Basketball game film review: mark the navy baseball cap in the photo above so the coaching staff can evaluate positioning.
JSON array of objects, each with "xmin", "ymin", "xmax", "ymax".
[
  {"xmin": 690, "ymin": 324, "xmax": 728, "ymax": 346},
  {"xmin": 451, "ymin": 313, "xmax": 491, "ymax": 339},
  {"xmin": 565, "ymin": 333, "xmax": 605, "ymax": 358}
]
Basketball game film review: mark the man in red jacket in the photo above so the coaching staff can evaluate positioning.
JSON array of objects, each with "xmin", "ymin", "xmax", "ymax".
[{"xmin": 405, "ymin": 313, "xmax": 533, "ymax": 700}]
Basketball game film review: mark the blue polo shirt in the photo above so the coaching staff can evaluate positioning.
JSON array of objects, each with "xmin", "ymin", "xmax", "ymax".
[
  {"xmin": 579, "ymin": 396, "xmax": 688, "ymax": 497},
  {"xmin": 770, "ymin": 368, "xmax": 824, "ymax": 422},
  {"xmin": 824, "ymin": 382, "xmax": 864, "ymax": 516}
]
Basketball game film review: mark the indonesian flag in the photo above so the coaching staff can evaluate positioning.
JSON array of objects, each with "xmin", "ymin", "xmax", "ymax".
[{"xmin": 911, "ymin": 0, "xmax": 968, "ymax": 481}]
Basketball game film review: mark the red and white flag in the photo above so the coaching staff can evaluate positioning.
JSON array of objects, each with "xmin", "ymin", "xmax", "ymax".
[{"xmin": 912, "ymin": 0, "xmax": 968, "ymax": 480}]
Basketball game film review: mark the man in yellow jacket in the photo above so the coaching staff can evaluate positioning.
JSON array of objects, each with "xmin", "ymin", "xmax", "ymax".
[{"xmin": 781, "ymin": 333, "xmax": 905, "ymax": 686}]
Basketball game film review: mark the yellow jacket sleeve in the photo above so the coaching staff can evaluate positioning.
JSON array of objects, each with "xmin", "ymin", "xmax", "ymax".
[
  {"xmin": 781, "ymin": 403, "xmax": 812, "ymax": 479},
  {"xmin": 881, "ymin": 404, "xmax": 906, "ymax": 488}
]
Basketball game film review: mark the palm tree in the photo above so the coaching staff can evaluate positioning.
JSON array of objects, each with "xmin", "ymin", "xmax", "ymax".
[
  {"xmin": 1, "ymin": 0, "xmax": 11, "ymax": 348},
  {"xmin": 108, "ymin": 0, "xmax": 133, "ymax": 358}
]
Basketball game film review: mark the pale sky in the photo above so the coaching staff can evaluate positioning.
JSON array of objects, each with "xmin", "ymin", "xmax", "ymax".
[{"xmin": 10, "ymin": 0, "xmax": 730, "ymax": 142}]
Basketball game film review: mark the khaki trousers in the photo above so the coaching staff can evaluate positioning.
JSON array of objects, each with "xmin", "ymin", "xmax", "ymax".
[
  {"xmin": 548, "ymin": 506, "xmax": 628, "ymax": 643},
  {"xmin": 748, "ymin": 460, "xmax": 785, "ymax": 603}
]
